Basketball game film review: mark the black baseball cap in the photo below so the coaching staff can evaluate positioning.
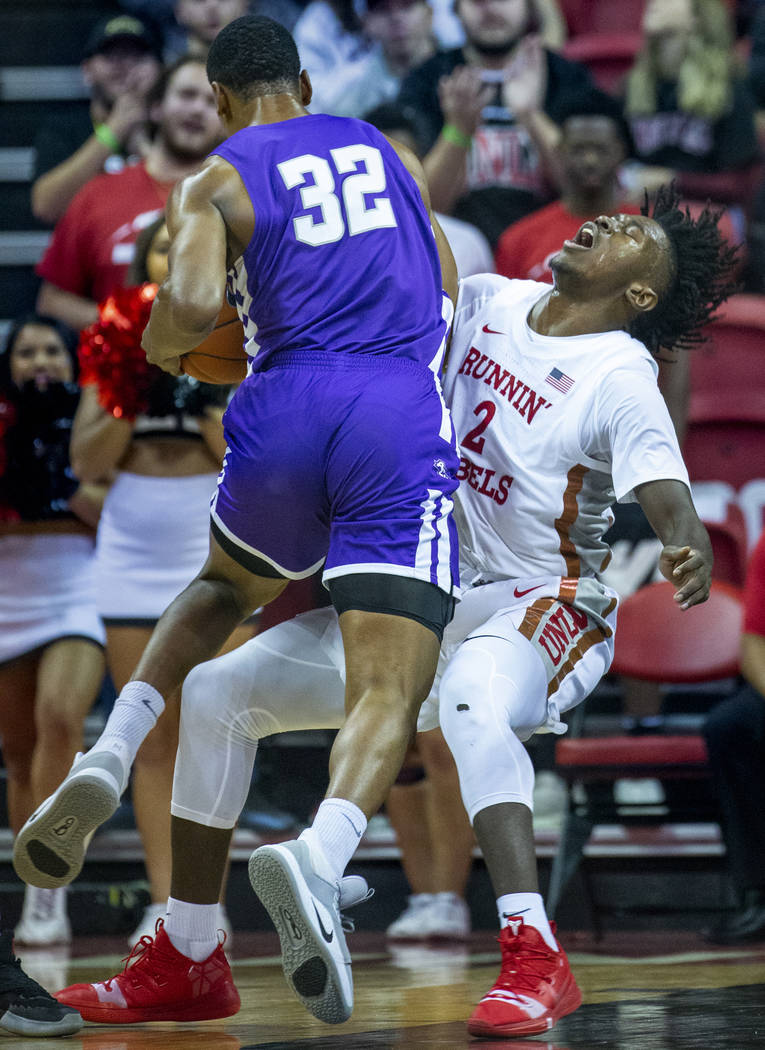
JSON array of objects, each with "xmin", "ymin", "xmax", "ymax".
[{"xmin": 83, "ymin": 15, "xmax": 162, "ymax": 60}]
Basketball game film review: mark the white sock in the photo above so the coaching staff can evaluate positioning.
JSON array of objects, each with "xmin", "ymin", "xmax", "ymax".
[
  {"xmin": 164, "ymin": 897, "xmax": 219, "ymax": 962},
  {"xmin": 497, "ymin": 891, "xmax": 558, "ymax": 951},
  {"xmin": 299, "ymin": 798, "xmax": 367, "ymax": 885},
  {"xmin": 89, "ymin": 681, "xmax": 166, "ymax": 782},
  {"xmin": 22, "ymin": 884, "xmax": 67, "ymax": 922}
]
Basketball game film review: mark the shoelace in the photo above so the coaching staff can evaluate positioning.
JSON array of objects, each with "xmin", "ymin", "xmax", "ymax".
[
  {"xmin": 102, "ymin": 917, "xmax": 230, "ymax": 992},
  {"xmin": 338, "ymin": 885, "xmax": 375, "ymax": 934},
  {"xmin": 103, "ymin": 918, "xmax": 183, "ymax": 991},
  {"xmin": 494, "ymin": 933, "xmax": 556, "ymax": 995}
]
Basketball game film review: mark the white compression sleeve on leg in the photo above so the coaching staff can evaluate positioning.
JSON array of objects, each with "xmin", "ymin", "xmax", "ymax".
[
  {"xmin": 439, "ymin": 628, "xmax": 549, "ymax": 822},
  {"xmin": 171, "ymin": 608, "xmax": 347, "ymax": 829}
]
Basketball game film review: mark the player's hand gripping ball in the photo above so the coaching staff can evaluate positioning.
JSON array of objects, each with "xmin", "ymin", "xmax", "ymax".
[{"xmin": 180, "ymin": 299, "xmax": 248, "ymax": 384}]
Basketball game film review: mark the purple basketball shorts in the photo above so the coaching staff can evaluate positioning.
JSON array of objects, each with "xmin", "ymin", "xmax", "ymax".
[{"xmin": 210, "ymin": 352, "xmax": 460, "ymax": 594}]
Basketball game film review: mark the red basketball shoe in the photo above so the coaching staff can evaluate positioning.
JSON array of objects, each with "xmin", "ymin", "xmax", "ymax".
[
  {"xmin": 467, "ymin": 918, "xmax": 581, "ymax": 1038},
  {"xmin": 55, "ymin": 921, "xmax": 240, "ymax": 1023}
]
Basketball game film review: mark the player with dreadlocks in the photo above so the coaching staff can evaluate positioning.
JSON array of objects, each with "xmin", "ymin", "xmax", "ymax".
[
  {"xmin": 42, "ymin": 185, "xmax": 735, "ymax": 1038},
  {"xmin": 629, "ymin": 184, "xmax": 739, "ymax": 354},
  {"xmin": 428, "ymin": 181, "xmax": 739, "ymax": 1037}
]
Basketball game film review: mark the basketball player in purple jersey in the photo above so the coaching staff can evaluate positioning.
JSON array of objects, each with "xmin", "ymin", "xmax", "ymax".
[{"xmin": 14, "ymin": 15, "xmax": 460, "ymax": 1025}]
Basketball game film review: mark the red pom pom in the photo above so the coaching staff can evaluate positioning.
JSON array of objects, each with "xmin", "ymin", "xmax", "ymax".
[{"xmin": 78, "ymin": 284, "xmax": 160, "ymax": 421}]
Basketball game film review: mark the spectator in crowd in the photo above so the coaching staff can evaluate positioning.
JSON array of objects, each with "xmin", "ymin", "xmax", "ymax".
[
  {"xmin": 31, "ymin": 14, "xmax": 163, "ymax": 226},
  {"xmin": 119, "ymin": 0, "xmax": 303, "ymax": 59},
  {"xmin": 0, "ymin": 316, "xmax": 105, "ymax": 947},
  {"xmin": 495, "ymin": 93, "xmax": 636, "ymax": 282},
  {"xmin": 621, "ymin": 0, "xmax": 759, "ymax": 205},
  {"xmin": 70, "ymin": 215, "xmax": 253, "ymax": 942},
  {"xmin": 173, "ymin": 0, "xmax": 251, "ymax": 58},
  {"xmin": 294, "ymin": 0, "xmax": 438, "ymax": 118},
  {"xmin": 35, "ymin": 55, "xmax": 223, "ymax": 335},
  {"xmin": 703, "ymin": 527, "xmax": 765, "ymax": 944},
  {"xmin": 397, "ymin": 0, "xmax": 602, "ymax": 246},
  {"xmin": 364, "ymin": 102, "xmax": 494, "ymax": 277}
]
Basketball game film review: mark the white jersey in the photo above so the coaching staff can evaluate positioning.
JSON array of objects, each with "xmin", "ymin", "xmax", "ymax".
[{"xmin": 445, "ymin": 275, "xmax": 690, "ymax": 590}]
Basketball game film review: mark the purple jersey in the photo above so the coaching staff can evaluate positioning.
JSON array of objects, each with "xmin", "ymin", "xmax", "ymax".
[{"xmin": 213, "ymin": 113, "xmax": 450, "ymax": 371}]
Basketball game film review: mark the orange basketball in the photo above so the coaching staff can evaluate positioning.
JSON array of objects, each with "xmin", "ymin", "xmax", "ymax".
[{"xmin": 181, "ymin": 299, "xmax": 247, "ymax": 384}]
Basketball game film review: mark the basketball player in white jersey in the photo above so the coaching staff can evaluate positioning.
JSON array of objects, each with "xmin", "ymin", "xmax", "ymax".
[{"xmin": 51, "ymin": 185, "xmax": 738, "ymax": 1037}]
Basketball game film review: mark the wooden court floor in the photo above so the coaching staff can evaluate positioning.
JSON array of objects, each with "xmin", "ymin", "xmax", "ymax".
[{"xmin": 9, "ymin": 929, "xmax": 765, "ymax": 1049}]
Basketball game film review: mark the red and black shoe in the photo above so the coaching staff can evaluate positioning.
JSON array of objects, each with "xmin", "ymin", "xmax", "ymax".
[
  {"xmin": 55, "ymin": 920, "xmax": 240, "ymax": 1023},
  {"xmin": 467, "ymin": 917, "xmax": 581, "ymax": 1038}
]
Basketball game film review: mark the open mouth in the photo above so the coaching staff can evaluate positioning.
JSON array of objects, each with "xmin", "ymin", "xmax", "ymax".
[{"xmin": 564, "ymin": 223, "xmax": 596, "ymax": 251}]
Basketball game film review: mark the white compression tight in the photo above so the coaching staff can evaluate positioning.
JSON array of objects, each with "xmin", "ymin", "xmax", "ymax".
[
  {"xmin": 438, "ymin": 627, "xmax": 549, "ymax": 823},
  {"xmin": 171, "ymin": 607, "xmax": 346, "ymax": 829},
  {"xmin": 172, "ymin": 607, "xmax": 553, "ymax": 831}
]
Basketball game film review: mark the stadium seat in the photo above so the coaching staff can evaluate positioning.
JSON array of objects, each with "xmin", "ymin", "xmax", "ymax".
[
  {"xmin": 706, "ymin": 505, "xmax": 749, "ymax": 586},
  {"xmin": 684, "ymin": 296, "xmax": 765, "ymax": 487},
  {"xmin": 548, "ymin": 581, "xmax": 743, "ymax": 930},
  {"xmin": 683, "ymin": 421, "xmax": 765, "ymax": 490},
  {"xmin": 559, "ymin": 0, "xmax": 644, "ymax": 36},
  {"xmin": 562, "ymin": 32, "xmax": 641, "ymax": 92},
  {"xmin": 691, "ymin": 481, "xmax": 750, "ymax": 586},
  {"xmin": 560, "ymin": 0, "xmax": 736, "ymax": 37},
  {"xmin": 689, "ymin": 294, "xmax": 765, "ymax": 425}
]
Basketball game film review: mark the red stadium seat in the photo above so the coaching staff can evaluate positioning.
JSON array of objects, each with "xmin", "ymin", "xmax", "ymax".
[
  {"xmin": 683, "ymin": 421, "xmax": 765, "ymax": 489},
  {"xmin": 689, "ymin": 294, "xmax": 765, "ymax": 425},
  {"xmin": 562, "ymin": 32, "xmax": 641, "ymax": 92},
  {"xmin": 560, "ymin": 0, "xmax": 644, "ymax": 35},
  {"xmin": 705, "ymin": 503, "xmax": 749, "ymax": 587},
  {"xmin": 609, "ymin": 580, "xmax": 743, "ymax": 681},
  {"xmin": 548, "ymin": 581, "xmax": 743, "ymax": 928},
  {"xmin": 560, "ymin": 0, "xmax": 736, "ymax": 37}
]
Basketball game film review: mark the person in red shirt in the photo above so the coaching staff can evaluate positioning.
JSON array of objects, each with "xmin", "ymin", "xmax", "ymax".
[
  {"xmin": 36, "ymin": 55, "xmax": 223, "ymax": 334},
  {"xmin": 703, "ymin": 527, "xmax": 765, "ymax": 943},
  {"xmin": 495, "ymin": 93, "xmax": 637, "ymax": 284}
]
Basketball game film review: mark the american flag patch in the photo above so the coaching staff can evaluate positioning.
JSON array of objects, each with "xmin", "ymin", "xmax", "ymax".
[{"xmin": 545, "ymin": 367, "xmax": 574, "ymax": 393}]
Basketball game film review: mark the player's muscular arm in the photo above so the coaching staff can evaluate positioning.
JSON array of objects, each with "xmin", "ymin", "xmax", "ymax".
[
  {"xmin": 385, "ymin": 136, "xmax": 458, "ymax": 307},
  {"xmin": 142, "ymin": 161, "xmax": 230, "ymax": 374},
  {"xmin": 635, "ymin": 478, "xmax": 713, "ymax": 609}
]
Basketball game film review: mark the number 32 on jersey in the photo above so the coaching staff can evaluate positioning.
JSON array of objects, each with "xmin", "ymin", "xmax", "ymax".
[{"xmin": 278, "ymin": 145, "xmax": 398, "ymax": 246}]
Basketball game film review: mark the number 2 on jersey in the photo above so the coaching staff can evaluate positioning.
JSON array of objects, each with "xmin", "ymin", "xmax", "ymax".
[
  {"xmin": 462, "ymin": 400, "xmax": 497, "ymax": 455},
  {"xmin": 278, "ymin": 145, "xmax": 398, "ymax": 247}
]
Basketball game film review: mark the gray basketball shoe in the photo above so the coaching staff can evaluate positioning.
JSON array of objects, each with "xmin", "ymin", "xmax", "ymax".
[
  {"xmin": 13, "ymin": 750, "xmax": 126, "ymax": 889},
  {"xmin": 248, "ymin": 839, "xmax": 370, "ymax": 1024}
]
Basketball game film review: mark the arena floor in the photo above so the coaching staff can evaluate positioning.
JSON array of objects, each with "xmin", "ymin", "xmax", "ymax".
[{"xmin": 9, "ymin": 928, "xmax": 765, "ymax": 1049}]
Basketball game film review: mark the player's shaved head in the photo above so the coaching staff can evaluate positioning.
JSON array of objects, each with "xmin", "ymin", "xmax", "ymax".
[{"xmin": 207, "ymin": 14, "xmax": 301, "ymax": 99}]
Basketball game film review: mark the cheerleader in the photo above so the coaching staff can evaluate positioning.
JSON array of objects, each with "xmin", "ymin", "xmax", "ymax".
[{"xmin": 0, "ymin": 314, "xmax": 106, "ymax": 947}]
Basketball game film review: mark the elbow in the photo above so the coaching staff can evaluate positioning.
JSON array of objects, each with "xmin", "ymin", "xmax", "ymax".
[
  {"xmin": 69, "ymin": 455, "xmax": 101, "ymax": 485},
  {"xmin": 30, "ymin": 184, "xmax": 60, "ymax": 226}
]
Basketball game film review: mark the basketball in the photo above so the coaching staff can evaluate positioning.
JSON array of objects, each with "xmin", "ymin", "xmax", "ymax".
[{"xmin": 180, "ymin": 298, "xmax": 248, "ymax": 384}]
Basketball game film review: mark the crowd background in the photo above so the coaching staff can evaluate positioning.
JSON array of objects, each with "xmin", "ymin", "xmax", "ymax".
[{"xmin": 1, "ymin": 0, "xmax": 765, "ymax": 948}]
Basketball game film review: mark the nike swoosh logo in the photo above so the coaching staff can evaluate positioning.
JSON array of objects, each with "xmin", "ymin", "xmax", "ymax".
[
  {"xmin": 313, "ymin": 904, "xmax": 334, "ymax": 944},
  {"xmin": 514, "ymin": 584, "xmax": 543, "ymax": 598},
  {"xmin": 482, "ymin": 323, "xmax": 505, "ymax": 335}
]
